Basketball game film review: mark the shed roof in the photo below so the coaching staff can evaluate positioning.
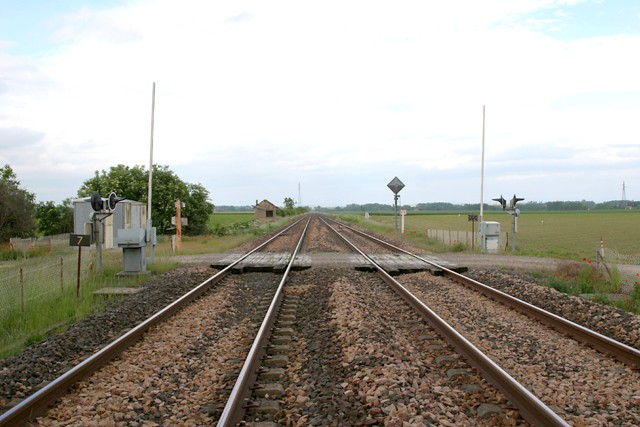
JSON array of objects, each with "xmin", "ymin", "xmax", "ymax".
[{"xmin": 254, "ymin": 199, "xmax": 278, "ymax": 210}]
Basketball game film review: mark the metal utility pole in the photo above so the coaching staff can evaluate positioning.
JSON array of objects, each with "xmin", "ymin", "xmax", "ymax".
[
  {"xmin": 480, "ymin": 105, "xmax": 486, "ymax": 224},
  {"xmin": 387, "ymin": 177, "xmax": 405, "ymax": 239},
  {"xmin": 493, "ymin": 194, "xmax": 524, "ymax": 253},
  {"xmin": 93, "ymin": 215, "xmax": 102, "ymax": 272},
  {"xmin": 147, "ymin": 82, "xmax": 156, "ymax": 264}
]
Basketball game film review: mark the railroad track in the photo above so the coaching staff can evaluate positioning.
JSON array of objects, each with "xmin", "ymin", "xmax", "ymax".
[
  {"xmin": 1, "ymin": 214, "xmax": 638, "ymax": 425},
  {"xmin": 0, "ymin": 218, "xmax": 306, "ymax": 426}
]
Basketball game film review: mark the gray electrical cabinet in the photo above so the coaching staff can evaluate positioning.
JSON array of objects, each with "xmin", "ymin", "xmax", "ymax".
[
  {"xmin": 117, "ymin": 228, "xmax": 147, "ymax": 274},
  {"xmin": 73, "ymin": 199, "xmax": 147, "ymax": 249},
  {"xmin": 480, "ymin": 221, "xmax": 500, "ymax": 254}
]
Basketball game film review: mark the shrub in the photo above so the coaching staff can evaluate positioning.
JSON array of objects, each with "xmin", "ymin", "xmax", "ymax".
[
  {"xmin": 631, "ymin": 283, "xmax": 640, "ymax": 313},
  {"xmin": 26, "ymin": 245, "xmax": 51, "ymax": 258},
  {"xmin": 547, "ymin": 276, "xmax": 576, "ymax": 294},
  {"xmin": 0, "ymin": 244, "xmax": 21, "ymax": 261},
  {"xmin": 451, "ymin": 242, "xmax": 466, "ymax": 252},
  {"xmin": 548, "ymin": 258, "xmax": 622, "ymax": 295}
]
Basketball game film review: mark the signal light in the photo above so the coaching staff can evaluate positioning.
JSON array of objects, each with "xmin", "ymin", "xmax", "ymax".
[
  {"xmin": 510, "ymin": 194, "xmax": 524, "ymax": 209},
  {"xmin": 492, "ymin": 195, "xmax": 507, "ymax": 210},
  {"xmin": 90, "ymin": 192, "xmax": 123, "ymax": 212},
  {"xmin": 107, "ymin": 192, "xmax": 124, "ymax": 210},
  {"xmin": 90, "ymin": 192, "xmax": 103, "ymax": 211}
]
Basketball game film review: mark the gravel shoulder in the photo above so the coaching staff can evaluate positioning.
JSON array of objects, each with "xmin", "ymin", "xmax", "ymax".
[
  {"xmin": 437, "ymin": 253, "xmax": 640, "ymax": 280},
  {"xmin": 423, "ymin": 253, "xmax": 564, "ymax": 272}
]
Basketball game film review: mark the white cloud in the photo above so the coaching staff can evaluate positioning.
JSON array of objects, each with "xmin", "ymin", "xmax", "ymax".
[{"xmin": 0, "ymin": 0, "xmax": 638, "ymax": 205}]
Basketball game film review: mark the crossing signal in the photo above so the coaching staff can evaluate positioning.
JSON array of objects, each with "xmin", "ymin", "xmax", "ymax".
[
  {"xmin": 492, "ymin": 195, "xmax": 507, "ymax": 210},
  {"xmin": 510, "ymin": 194, "xmax": 524, "ymax": 209},
  {"xmin": 90, "ymin": 192, "xmax": 103, "ymax": 211},
  {"xmin": 90, "ymin": 192, "xmax": 123, "ymax": 212}
]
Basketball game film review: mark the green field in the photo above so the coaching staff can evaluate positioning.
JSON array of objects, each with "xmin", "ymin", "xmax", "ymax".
[
  {"xmin": 208, "ymin": 212, "xmax": 254, "ymax": 228},
  {"xmin": 1, "ymin": 210, "xmax": 639, "ymax": 359},
  {"xmin": 349, "ymin": 210, "xmax": 640, "ymax": 260}
]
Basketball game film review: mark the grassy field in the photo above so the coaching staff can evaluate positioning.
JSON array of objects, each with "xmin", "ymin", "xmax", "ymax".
[
  {"xmin": 208, "ymin": 212, "xmax": 254, "ymax": 228},
  {"xmin": 356, "ymin": 210, "xmax": 640, "ymax": 260},
  {"xmin": 0, "ymin": 214, "xmax": 297, "ymax": 358},
  {"xmin": 1, "ymin": 210, "xmax": 638, "ymax": 359}
]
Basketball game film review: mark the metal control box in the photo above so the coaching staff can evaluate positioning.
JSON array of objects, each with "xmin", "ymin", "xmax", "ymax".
[
  {"xmin": 117, "ymin": 228, "xmax": 146, "ymax": 246},
  {"xmin": 117, "ymin": 228, "xmax": 147, "ymax": 273},
  {"xmin": 480, "ymin": 221, "xmax": 500, "ymax": 254}
]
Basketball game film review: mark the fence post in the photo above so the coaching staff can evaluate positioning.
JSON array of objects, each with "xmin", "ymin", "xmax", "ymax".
[{"xmin": 20, "ymin": 267, "xmax": 24, "ymax": 312}]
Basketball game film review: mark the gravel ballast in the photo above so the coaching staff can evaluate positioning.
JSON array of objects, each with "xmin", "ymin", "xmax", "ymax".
[{"xmin": 1, "ymin": 216, "xmax": 639, "ymax": 425}]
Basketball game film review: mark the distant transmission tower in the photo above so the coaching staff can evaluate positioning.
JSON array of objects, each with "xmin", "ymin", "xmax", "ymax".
[{"xmin": 622, "ymin": 181, "xmax": 627, "ymax": 202}]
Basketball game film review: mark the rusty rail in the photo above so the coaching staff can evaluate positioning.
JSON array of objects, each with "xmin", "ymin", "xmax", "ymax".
[
  {"xmin": 329, "ymin": 216, "xmax": 640, "ymax": 370},
  {"xmin": 321, "ymin": 216, "xmax": 570, "ymax": 427},
  {"xmin": 216, "ymin": 216, "xmax": 311, "ymax": 426},
  {"xmin": 0, "ymin": 217, "xmax": 307, "ymax": 427}
]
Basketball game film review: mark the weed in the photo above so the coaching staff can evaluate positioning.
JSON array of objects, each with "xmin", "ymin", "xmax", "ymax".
[
  {"xmin": 547, "ymin": 276, "xmax": 577, "ymax": 294},
  {"xmin": 546, "ymin": 258, "xmax": 625, "ymax": 297},
  {"xmin": 528, "ymin": 271, "xmax": 545, "ymax": 279},
  {"xmin": 0, "ymin": 244, "xmax": 20, "ymax": 261},
  {"xmin": 26, "ymin": 245, "xmax": 51, "ymax": 258},
  {"xmin": 612, "ymin": 283, "xmax": 640, "ymax": 314},
  {"xmin": 451, "ymin": 242, "xmax": 466, "ymax": 252}
]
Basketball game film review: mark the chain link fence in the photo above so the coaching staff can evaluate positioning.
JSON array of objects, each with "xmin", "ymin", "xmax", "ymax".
[
  {"xmin": 9, "ymin": 233, "xmax": 70, "ymax": 254},
  {"xmin": 596, "ymin": 246, "xmax": 640, "ymax": 293},
  {"xmin": 0, "ymin": 236, "xmax": 95, "ymax": 318}
]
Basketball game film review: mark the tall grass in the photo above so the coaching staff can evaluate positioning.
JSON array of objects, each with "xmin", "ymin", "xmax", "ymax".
[
  {"xmin": 547, "ymin": 258, "xmax": 621, "ymax": 295},
  {"xmin": 0, "ymin": 214, "xmax": 297, "ymax": 358},
  {"xmin": 0, "ymin": 250, "xmax": 176, "ymax": 359}
]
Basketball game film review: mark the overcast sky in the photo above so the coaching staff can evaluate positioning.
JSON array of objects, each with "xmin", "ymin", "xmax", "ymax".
[{"xmin": 1, "ymin": 0, "xmax": 639, "ymax": 208}]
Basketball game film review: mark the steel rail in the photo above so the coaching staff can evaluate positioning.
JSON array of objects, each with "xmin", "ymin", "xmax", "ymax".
[
  {"xmin": 216, "ymin": 216, "xmax": 312, "ymax": 426},
  {"xmin": 320, "ymin": 216, "xmax": 570, "ymax": 427},
  {"xmin": 0, "ymin": 217, "xmax": 307, "ymax": 427},
  {"xmin": 327, "ymin": 216, "xmax": 640, "ymax": 370}
]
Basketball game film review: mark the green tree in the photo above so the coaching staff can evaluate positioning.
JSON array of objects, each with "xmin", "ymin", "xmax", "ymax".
[
  {"xmin": 277, "ymin": 197, "xmax": 308, "ymax": 217},
  {"xmin": 283, "ymin": 197, "xmax": 295, "ymax": 210},
  {"xmin": 0, "ymin": 165, "xmax": 36, "ymax": 243},
  {"xmin": 78, "ymin": 164, "xmax": 213, "ymax": 235},
  {"xmin": 35, "ymin": 199, "xmax": 74, "ymax": 236},
  {"xmin": 185, "ymin": 183, "xmax": 214, "ymax": 235},
  {"xmin": 78, "ymin": 164, "xmax": 148, "ymax": 201}
]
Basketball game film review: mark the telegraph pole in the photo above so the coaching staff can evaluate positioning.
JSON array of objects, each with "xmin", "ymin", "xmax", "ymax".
[
  {"xmin": 480, "ymin": 105, "xmax": 486, "ymax": 224},
  {"xmin": 147, "ymin": 82, "xmax": 156, "ymax": 264}
]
